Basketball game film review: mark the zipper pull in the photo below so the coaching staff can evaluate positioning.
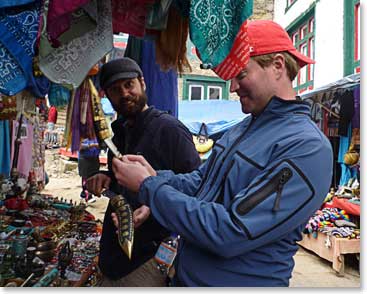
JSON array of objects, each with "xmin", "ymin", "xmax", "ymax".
[
  {"xmin": 273, "ymin": 184, "xmax": 283, "ymax": 212},
  {"xmin": 273, "ymin": 168, "xmax": 292, "ymax": 212}
]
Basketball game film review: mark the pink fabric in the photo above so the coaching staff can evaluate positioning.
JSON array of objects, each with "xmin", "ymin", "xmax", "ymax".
[
  {"xmin": 11, "ymin": 120, "xmax": 34, "ymax": 179},
  {"xmin": 112, "ymin": 0, "xmax": 155, "ymax": 37},
  {"xmin": 47, "ymin": 0, "xmax": 91, "ymax": 41}
]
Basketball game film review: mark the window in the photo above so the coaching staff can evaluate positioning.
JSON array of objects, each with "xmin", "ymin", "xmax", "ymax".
[
  {"xmin": 182, "ymin": 75, "xmax": 230, "ymax": 101},
  {"xmin": 344, "ymin": 0, "xmax": 360, "ymax": 75},
  {"xmin": 208, "ymin": 86, "xmax": 222, "ymax": 100},
  {"xmin": 288, "ymin": 13, "xmax": 315, "ymax": 93},
  {"xmin": 189, "ymin": 85, "xmax": 204, "ymax": 100}
]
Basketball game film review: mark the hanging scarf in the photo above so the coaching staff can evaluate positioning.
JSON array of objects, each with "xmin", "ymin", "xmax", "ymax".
[
  {"xmin": 39, "ymin": 0, "xmax": 113, "ymax": 88},
  {"xmin": 0, "ymin": 0, "xmax": 36, "ymax": 9},
  {"xmin": 38, "ymin": 0, "xmax": 97, "ymax": 57},
  {"xmin": 48, "ymin": 82, "xmax": 71, "ymax": 106},
  {"xmin": 111, "ymin": 0, "xmax": 155, "ymax": 37},
  {"xmin": 154, "ymin": 6, "xmax": 191, "ymax": 73},
  {"xmin": 0, "ymin": 1, "xmax": 50, "ymax": 97},
  {"xmin": 189, "ymin": 0, "xmax": 253, "ymax": 68}
]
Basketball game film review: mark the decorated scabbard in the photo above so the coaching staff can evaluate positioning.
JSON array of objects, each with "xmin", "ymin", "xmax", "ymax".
[{"xmin": 89, "ymin": 78, "xmax": 134, "ymax": 259}]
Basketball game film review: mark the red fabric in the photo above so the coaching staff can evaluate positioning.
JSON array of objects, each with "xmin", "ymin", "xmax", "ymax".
[
  {"xmin": 213, "ymin": 21, "xmax": 250, "ymax": 81},
  {"xmin": 111, "ymin": 0, "xmax": 155, "ymax": 37},
  {"xmin": 323, "ymin": 197, "xmax": 360, "ymax": 216},
  {"xmin": 246, "ymin": 20, "xmax": 315, "ymax": 67},
  {"xmin": 5, "ymin": 198, "xmax": 29, "ymax": 210},
  {"xmin": 48, "ymin": 106, "xmax": 58, "ymax": 123},
  {"xmin": 213, "ymin": 20, "xmax": 315, "ymax": 81}
]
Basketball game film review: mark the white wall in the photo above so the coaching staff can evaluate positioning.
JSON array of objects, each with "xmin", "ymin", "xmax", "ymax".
[
  {"xmin": 274, "ymin": 0, "xmax": 316, "ymax": 28},
  {"xmin": 312, "ymin": 0, "xmax": 344, "ymax": 88},
  {"xmin": 274, "ymin": 0, "xmax": 345, "ymax": 91}
]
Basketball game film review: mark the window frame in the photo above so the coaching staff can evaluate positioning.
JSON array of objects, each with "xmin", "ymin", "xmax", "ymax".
[
  {"xmin": 188, "ymin": 84, "xmax": 204, "ymax": 101},
  {"xmin": 344, "ymin": 0, "xmax": 360, "ymax": 75},
  {"xmin": 287, "ymin": 10, "xmax": 315, "ymax": 93},
  {"xmin": 207, "ymin": 86, "xmax": 222, "ymax": 100},
  {"xmin": 285, "ymin": 0, "xmax": 298, "ymax": 12}
]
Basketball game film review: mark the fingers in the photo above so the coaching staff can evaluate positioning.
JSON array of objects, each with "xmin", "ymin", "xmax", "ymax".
[
  {"xmin": 122, "ymin": 155, "xmax": 157, "ymax": 177},
  {"xmin": 86, "ymin": 174, "xmax": 111, "ymax": 197},
  {"xmin": 133, "ymin": 205, "xmax": 150, "ymax": 229},
  {"xmin": 111, "ymin": 212, "xmax": 118, "ymax": 229}
]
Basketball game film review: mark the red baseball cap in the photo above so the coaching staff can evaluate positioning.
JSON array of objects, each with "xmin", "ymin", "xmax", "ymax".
[{"xmin": 213, "ymin": 20, "xmax": 315, "ymax": 80}]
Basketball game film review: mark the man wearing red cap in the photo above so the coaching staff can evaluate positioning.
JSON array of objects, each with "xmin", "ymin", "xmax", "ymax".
[{"xmin": 110, "ymin": 20, "xmax": 333, "ymax": 286}]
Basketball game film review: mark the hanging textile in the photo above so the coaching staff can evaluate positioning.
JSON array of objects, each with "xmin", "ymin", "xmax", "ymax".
[
  {"xmin": 38, "ymin": 0, "xmax": 97, "ymax": 58},
  {"xmin": 145, "ymin": 0, "xmax": 172, "ymax": 31},
  {"xmin": 0, "ymin": 95, "xmax": 17, "ymax": 120},
  {"xmin": 48, "ymin": 82, "xmax": 71, "ymax": 106},
  {"xmin": 39, "ymin": 0, "xmax": 113, "ymax": 88},
  {"xmin": 111, "ymin": 0, "xmax": 155, "ymax": 37},
  {"xmin": 47, "ymin": 0, "xmax": 96, "ymax": 47},
  {"xmin": 351, "ymin": 86, "xmax": 360, "ymax": 129},
  {"xmin": 189, "ymin": 0, "xmax": 253, "ymax": 68},
  {"xmin": 154, "ymin": 6, "xmax": 191, "ymax": 73},
  {"xmin": 0, "ymin": 120, "xmax": 11, "ymax": 177},
  {"xmin": 141, "ymin": 39, "xmax": 178, "ymax": 117},
  {"xmin": 337, "ymin": 124, "xmax": 357, "ymax": 186},
  {"xmin": 0, "ymin": 1, "xmax": 50, "ymax": 97},
  {"xmin": 10, "ymin": 118, "xmax": 34, "ymax": 179},
  {"xmin": 0, "ymin": 0, "xmax": 36, "ymax": 8}
]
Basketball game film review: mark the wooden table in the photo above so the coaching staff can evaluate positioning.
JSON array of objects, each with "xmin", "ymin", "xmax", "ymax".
[{"xmin": 298, "ymin": 232, "xmax": 360, "ymax": 276}]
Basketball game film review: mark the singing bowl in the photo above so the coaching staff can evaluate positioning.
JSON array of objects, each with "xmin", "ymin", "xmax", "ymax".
[
  {"xmin": 35, "ymin": 249, "xmax": 55, "ymax": 262},
  {"xmin": 36, "ymin": 240, "xmax": 56, "ymax": 251}
]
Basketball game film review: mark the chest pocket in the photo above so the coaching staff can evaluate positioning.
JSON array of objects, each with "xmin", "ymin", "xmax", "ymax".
[
  {"xmin": 224, "ymin": 150, "xmax": 265, "ymax": 197},
  {"xmin": 231, "ymin": 160, "xmax": 314, "ymax": 240}
]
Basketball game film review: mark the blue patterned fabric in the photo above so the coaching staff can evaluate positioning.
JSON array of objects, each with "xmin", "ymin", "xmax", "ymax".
[
  {"xmin": 0, "ymin": 120, "xmax": 11, "ymax": 177},
  {"xmin": 0, "ymin": 1, "xmax": 50, "ymax": 97},
  {"xmin": 189, "ymin": 0, "xmax": 252, "ymax": 67},
  {"xmin": 0, "ymin": 0, "xmax": 35, "ymax": 8}
]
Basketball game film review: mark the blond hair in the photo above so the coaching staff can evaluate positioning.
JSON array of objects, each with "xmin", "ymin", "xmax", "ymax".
[{"xmin": 252, "ymin": 52, "xmax": 300, "ymax": 81}]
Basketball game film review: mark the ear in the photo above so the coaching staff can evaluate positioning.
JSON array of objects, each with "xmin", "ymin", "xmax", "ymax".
[
  {"xmin": 139, "ymin": 77, "xmax": 146, "ymax": 91},
  {"xmin": 272, "ymin": 54, "xmax": 286, "ymax": 80}
]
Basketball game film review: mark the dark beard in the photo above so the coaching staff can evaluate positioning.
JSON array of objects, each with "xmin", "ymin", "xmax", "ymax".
[{"xmin": 115, "ymin": 92, "xmax": 147, "ymax": 119}]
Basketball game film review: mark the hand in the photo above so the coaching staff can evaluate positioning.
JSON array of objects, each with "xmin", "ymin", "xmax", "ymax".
[
  {"xmin": 133, "ymin": 205, "xmax": 150, "ymax": 229},
  {"xmin": 111, "ymin": 205, "xmax": 151, "ymax": 231},
  {"xmin": 111, "ymin": 212, "xmax": 118, "ymax": 231},
  {"xmin": 111, "ymin": 156, "xmax": 156, "ymax": 192},
  {"xmin": 122, "ymin": 155, "xmax": 157, "ymax": 177},
  {"xmin": 86, "ymin": 173, "xmax": 111, "ymax": 197}
]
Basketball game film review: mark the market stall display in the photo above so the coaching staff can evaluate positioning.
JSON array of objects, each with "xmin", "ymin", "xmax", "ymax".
[{"xmin": 0, "ymin": 193, "xmax": 102, "ymax": 287}]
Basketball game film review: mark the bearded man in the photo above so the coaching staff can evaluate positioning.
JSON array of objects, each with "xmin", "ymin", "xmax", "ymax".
[{"xmin": 86, "ymin": 57, "xmax": 201, "ymax": 286}]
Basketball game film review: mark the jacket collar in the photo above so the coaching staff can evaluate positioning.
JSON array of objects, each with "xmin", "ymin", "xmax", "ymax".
[{"xmin": 254, "ymin": 96, "xmax": 310, "ymax": 119}]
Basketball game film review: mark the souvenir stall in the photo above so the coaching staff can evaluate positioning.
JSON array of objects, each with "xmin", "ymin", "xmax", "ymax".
[
  {"xmin": 298, "ymin": 74, "xmax": 360, "ymax": 276},
  {"xmin": 0, "ymin": 0, "xmax": 255, "ymax": 287}
]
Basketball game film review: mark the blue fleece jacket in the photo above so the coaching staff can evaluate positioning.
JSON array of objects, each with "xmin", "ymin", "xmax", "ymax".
[{"xmin": 138, "ymin": 96, "xmax": 333, "ymax": 286}]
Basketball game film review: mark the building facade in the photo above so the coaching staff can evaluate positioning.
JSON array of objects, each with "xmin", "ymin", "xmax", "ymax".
[
  {"xmin": 180, "ymin": 0, "xmax": 274, "ymax": 101},
  {"xmin": 273, "ymin": 0, "xmax": 360, "ymax": 94}
]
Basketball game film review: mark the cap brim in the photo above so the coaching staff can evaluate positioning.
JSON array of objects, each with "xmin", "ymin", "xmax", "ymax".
[
  {"xmin": 103, "ymin": 72, "xmax": 139, "ymax": 89},
  {"xmin": 289, "ymin": 49, "xmax": 315, "ymax": 68}
]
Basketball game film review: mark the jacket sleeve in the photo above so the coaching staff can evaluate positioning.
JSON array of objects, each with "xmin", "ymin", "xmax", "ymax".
[{"xmin": 138, "ymin": 138, "xmax": 333, "ymax": 258}]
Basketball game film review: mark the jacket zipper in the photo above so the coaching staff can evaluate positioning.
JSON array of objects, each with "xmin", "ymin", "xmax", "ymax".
[
  {"xmin": 195, "ymin": 148, "xmax": 218, "ymax": 196},
  {"xmin": 272, "ymin": 168, "xmax": 292, "ymax": 211},
  {"xmin": 214, "ymin": 160, "xmax": 235, "ymax": 204},
  {"xmin": 236, "ymin": 167, "xmax": 292, "ymax": 215},
  {"xmin": 204, "ymin": 118, "xmax": 256, "ymax": 198}
]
